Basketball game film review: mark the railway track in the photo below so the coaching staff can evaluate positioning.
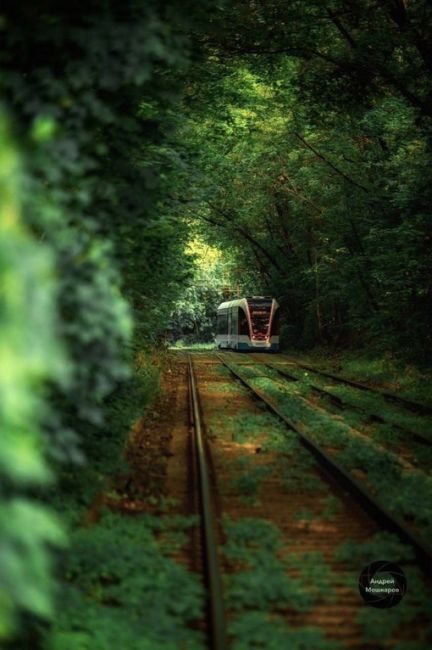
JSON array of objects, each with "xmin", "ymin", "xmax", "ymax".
[
  {"xmin": 222, "ymin": 351, "xmax": 432, "ymax": 442},
  {"xmin": 255, "ymin": 360, "xmax": 432, "ymax": 471},
  {"xmin": 216, "ymin": 353, "xmax": 432, "ymax": 577},
  {"xmin": 185, "ymin": 351, "xmax": 432, "ymax": 648},
  {"xmin": 282, "ymin": 363, "xmax": 431, "ymax": 443},
  {"xmin": 188, "ymin": 356, "xmax": 227, "ymax": 650},
  {"xmin": 279, "ymin": 357, "xmax": 432, "ymax": 417},
  {"xmin": 234, "ymin": 353, "xmax": 432, "ymax": 455}
]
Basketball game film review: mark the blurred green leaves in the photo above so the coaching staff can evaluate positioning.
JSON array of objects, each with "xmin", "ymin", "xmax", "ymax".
[
  {"xmin": 0, "ymin": 112, "xmax": 65, "ymax": 637},
  {"xmin": 31, "ymin": 116, "xmax": 58, "ymax": 143},
  {"xmin": 46, "ymin": 514, "xmax": 204, "ymax": 650},
  {"xmin": 0, "ymin": 0, "xmax": 209, "ymax": 642}
]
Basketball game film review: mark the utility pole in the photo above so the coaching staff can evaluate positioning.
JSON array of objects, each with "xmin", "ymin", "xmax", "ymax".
[{"xmin": 222, "ymin": 267, "xmax": 247, "ymax": 300}]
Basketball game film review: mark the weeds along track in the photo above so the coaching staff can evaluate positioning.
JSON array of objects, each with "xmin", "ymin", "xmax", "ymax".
[
  {"xmin": 253, "ymin": 359, "xmax": 432, "ymax": 475},
  {"xmin": 280, "ymin": 357, "xmax": 432, "ymax": 417},
  {"xmin": 248, "ymin": 354, "xmax": 432, "ymax": 448},
  {"xmin": 189, "ymin": 352, "xmax": 432, "ymax": 649},
  {"xmin": 219, "ymin": 352, "xmax": 432, "ymax": 557}
]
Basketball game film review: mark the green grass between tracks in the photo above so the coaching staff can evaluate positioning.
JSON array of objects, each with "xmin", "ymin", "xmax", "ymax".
[
  {"xmin": 214, "ymin": 366, "xmax": 432, "ymax": 650},
  {"xmin": 224, "ymin": 361, "xmax": 432, "ymax": 545},
  {"xmin": 285, "ymin": 349, "xmax": 432, "ymax": 407},
  {"xmin": 285, "ymin": 365, "xmax": 432, "ymax": 442},
  {"xmin": 223, "ymin": 517, "xmax": 340, "ymax": 650},
  {"xmin": 273, "ymin": 365, "xmax": 432, "ymax": 472},
  {"xmin": 212, "ymin": 364, "xmax": 432, "ymax": 648}
]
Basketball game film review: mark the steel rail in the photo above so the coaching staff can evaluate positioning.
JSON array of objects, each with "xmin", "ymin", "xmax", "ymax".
[
  {"xmin": 216, "ymin": 353, "xmax": 432, "ymax": 578},
  {"xmin": 188, "ymin": 356, "xmax": 227, "ymax": 650},
  {"xmin": 284, "ymin": 359, "xmax": 432, "ymax": 416},
  {"xmin": 263, "ymin": 362, "xmax": 432, "ymax": 448}
]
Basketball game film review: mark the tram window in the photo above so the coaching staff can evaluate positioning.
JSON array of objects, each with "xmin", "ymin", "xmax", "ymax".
[
  {"xmin": 217, "ymin": 311, "xmax": 228, "ymax": 334},
  {"xmin": 231, "ymin": 307, "xmax": 238, "ymax": 335},
  {"xmin": 270, "ymin": 308, "xmax": 280, "ymax": 335},
  {"xmin": 250, "ymin": 307, "xmax": 271, "ymax": 336},
  {"xmin": 239, "ymin": 307, "xmax": 249, "ymax": 335}
]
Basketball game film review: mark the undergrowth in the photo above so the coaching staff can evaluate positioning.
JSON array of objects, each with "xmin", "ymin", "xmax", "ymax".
[
  {"xmin": 286, "ymin": 350, "xmax": 432, "ymax": 406},
  {"xmin": 223, "ymin": 517, "xmax": 340, "ymax": 650},
  {"xmin": 169, "ymin": 341, "xmax": 215, "ymax": 351},
  {"xmin": 47, "ymin": 349, "xmax": 162, "ymax": 525},
  {"xmin": 287, "ymin": 366, "xmax": 432, "ymax": 442},
  {"xmin": 40, "ymin": 350, "xmax": 207, "ymax": 649},
  {"xmin": 227, "ymin": 361, "xmax": 432, "ymax": 544},
  {"xmin": 335, "ymin": 533, "xmax": 432, "ymax": 646},
  {"xmin": 45, "ymin": 512, "xmax": 204, "ymax": 650},
  {"xmin": 271, "ymin": 365, "xmax": 432, "ymax": 471}
]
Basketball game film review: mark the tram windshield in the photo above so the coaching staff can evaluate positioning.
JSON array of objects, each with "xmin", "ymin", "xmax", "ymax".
[{"xmin": 247, "ymin": 298, "xmax": 272, "ymax": 340}]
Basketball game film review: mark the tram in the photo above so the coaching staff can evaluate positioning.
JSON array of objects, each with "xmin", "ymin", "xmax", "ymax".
[{"xmin": 215, "ymin": 296, "xmax": 280, "ymax": 352}]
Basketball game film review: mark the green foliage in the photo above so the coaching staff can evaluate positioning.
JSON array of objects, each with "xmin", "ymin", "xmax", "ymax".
[
  {"xmin": 4, "ymin": 0, "xmax": 432, "ymax": 646},
  {"xmin": 170, "ymin": 240, "xmax": 233, "ymax": 342},
  {"xmin": 289, "ymin": 365, "xmax": 432, "ymax": 441},
  {"xmin": 170, "ymin": 341, "xmax": 216, "ymax": 351},
  {"xmin": 320, "ymin": 496, "xmax": 342, "ymax": 521},
  {"xmin": 309, "ymin": 351, "xmax": 432, "ymax": 405},
  {"xmin": 224, "ymin": 517, "xmax": 335, "ymax": 612},
  {"xmin": 223, "ymin": 518, "xmax": 339, "ymax": 648},
  {"xmin": 230, "ymin": 613, "xmax": 341, "ymax": 650},
  {"xmin": 46, "ymin": 513, "xmax": 204, "ymax": 650},
  {"xmin": 352, "ymin": 562, "xmax": 432, "ymax": 643},
  {"xmin": 277, "ymin": 454, "xmax": 324, "ymax": 495},
  {"xmin": 334, "ymin": 532, "xmax": 416, "ymax": 565},
  {"xmin": 0, "ymin": 114, "xmax": 66, "ymax": 638},
  {"xmin": 42, "ymin": 351, "xmax": 204, "ymax": 650},
  {"xmin": 55, "ymin": 232, "xmax": 132, "ymax": 428},
  {"xmin": 176, "ymin": 1, "xmax": 432, "ymax": 360},
  {"xmin": 1, "ymin": 2, "xmax": 214, "ymax": 642},
  {"xmin": 230, "ymin": 361, "xmax": 432, "ymax": 540},
  {"xmin": 335, "ymin": 534, "xmax": 432, "ymax": 644},
  {"xmin": 208, "ymin": 377, "xmax": 328, "ymax": 497},
  {"xmin": 109, "ymin": 352, "xmax": 161, "ymax": 438},
  {"xmin": 229, "ymin": 458, "xmax": 270, "ymax": 500},
  {"xmin": 224, "ymin": 411, "xmax": 282, "ymax": 443},
  {"xmin": 48, "ymin": 350, "xmax": 162, "ymax": 530},
  {"xmin": 1, "ymin": 0, "xmax": 207, "ymax": 469}
]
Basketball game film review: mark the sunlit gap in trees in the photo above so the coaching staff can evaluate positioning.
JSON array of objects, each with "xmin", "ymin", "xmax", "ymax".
[{"xmin": 169, "ymin": 237, "xmax": 238, "ymax": 346}]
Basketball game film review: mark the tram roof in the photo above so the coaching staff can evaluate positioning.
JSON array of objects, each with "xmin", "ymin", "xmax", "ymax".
[
  {"xmin": 217, "ymin": 298, "xmax": 248, "ymax": 310},
  {"xmin": 217, "ymin": 296, "xmax": 277, "ymax": 310}
]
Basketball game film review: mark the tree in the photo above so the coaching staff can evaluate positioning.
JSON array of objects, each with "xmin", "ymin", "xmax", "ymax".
[{"xmin": 175, "ymin": 1, "xmax": 432, "ymax": 358}]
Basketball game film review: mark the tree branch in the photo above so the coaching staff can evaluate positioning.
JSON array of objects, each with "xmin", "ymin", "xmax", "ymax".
[
  {"xmin": 200, "ymin": 203, "xmax": 287, "ymax": 275},
  {"xmin": 293, "ymin": 132, "xmax": 370, "ymax": 193},
  {"xmin": 326, "ymin": 8, "xmax": 357, "ymax": 49}
]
